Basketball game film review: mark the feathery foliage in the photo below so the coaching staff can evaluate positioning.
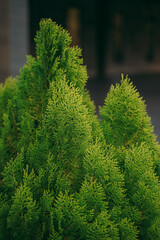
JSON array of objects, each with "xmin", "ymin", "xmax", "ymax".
[{"xmin": 0, "ymin": 19, "xmax": 160, "ymax": 239}]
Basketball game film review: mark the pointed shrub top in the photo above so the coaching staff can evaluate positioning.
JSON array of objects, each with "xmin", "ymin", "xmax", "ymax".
[
  {"xmin": 34, "ymin": 18, "xmax": 88, "ymax": 91},
  {"xmin": 100, "ymin": 74, "xmax": 158, "ymax": 147}
]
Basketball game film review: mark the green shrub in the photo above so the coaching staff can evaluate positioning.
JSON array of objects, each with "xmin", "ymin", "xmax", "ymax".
[
  {"xmin": 100, "ymin": 76, "xmax": 160, "ymax": 239},
  {"xmin": 0, "ymin": 19, "xmax": 160, "ymax": 239},
  {"xmin": 99, "ymin": 75, "xmax": 160, "ymax": 176}
]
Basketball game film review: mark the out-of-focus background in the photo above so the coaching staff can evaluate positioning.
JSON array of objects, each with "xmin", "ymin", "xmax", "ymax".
[{"xmin": 1, "ymin": 0, "xmax": 160, "ymax": 140}]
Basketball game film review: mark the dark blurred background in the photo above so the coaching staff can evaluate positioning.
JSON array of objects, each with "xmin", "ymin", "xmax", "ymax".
[{"xmin": 1, "ymin": 0, "xmax": 160, "ymax": 140}]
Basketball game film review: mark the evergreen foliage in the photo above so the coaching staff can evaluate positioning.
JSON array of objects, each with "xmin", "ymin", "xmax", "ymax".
[
  {"xmin": 0, "ymin": 19, "xmax": 160, "ymax": 239},
  {"xmin": 99, "ymin": 75, "xmax": 160, "ymax": 176},
  {"xmin": 100, "ymin": 76, "xmax": 160, "ymax": 239}
]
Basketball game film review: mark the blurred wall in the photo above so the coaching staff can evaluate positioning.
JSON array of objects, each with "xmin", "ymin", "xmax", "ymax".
[
  {"xmin": 0, "ymin": 0, "xmax": 29, "ymax": 83},
  {"xmin": 10, "ymin": 0, "xmax": 29, "ymax": 78},
  {"xmin": 0, "ymin": 0, "xmax": 10, "ymax": 83},
  {"xmin": 1, "ymin": 0, "xmax": 160, "ymax": 82}
]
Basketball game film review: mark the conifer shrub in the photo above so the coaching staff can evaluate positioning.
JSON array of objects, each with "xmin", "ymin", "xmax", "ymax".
[
  {"xmin": 0, "ymin": 19, "xmax": 160, "ymax": 240},
  {"xmin": 100, "ymin": 76, "xmax": 160, "ymax": 239}
]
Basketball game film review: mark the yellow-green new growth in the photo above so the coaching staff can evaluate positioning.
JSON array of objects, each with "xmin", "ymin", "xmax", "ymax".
[{"xmin": 0, "ymin": 19, "xmax": 160, "ymax": 240}]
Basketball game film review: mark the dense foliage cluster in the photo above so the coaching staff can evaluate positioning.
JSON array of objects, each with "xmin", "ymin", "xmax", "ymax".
[{"xmin": 0, "ymin": 19, "xmax": 160, "ymax": 240}]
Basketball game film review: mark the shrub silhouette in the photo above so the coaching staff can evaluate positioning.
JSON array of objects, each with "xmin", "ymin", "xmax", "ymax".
[{"xmin": 0, "ymin": 19, "xmax": 160, "ymax": 240}]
